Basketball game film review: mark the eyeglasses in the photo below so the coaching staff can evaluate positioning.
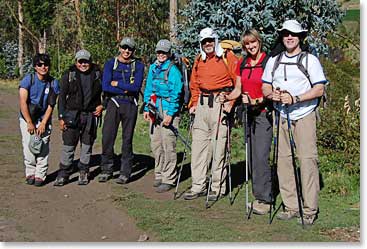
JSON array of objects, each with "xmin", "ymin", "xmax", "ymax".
[
  {"xmin": 120, "ymin": 45, "xmax": 134, "ymax": 51},
  {"xmin": 36, "ymin": 62, "xmax": 49, "ymax": 67},
  {"xmin": 77, "ymin": 59, "xmax": 90, "ymax": 64},
  {"xmin": 281, "ymin": 31, "xmax": 300, "ymax": 38},
  {"xmin": 201, "ymin": 38, "xmax": 215, "ymax": 45}
]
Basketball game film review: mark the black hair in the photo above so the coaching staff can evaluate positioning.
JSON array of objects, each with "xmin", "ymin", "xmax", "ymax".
[{"xmin": 32, "ymin": 53, "xmax": 51, "ymax": 67}]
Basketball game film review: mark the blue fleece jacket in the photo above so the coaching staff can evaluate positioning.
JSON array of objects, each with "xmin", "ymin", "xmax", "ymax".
[{"xmin": 143, "ymin": 59, "xmax": 183, "ymax": 116}]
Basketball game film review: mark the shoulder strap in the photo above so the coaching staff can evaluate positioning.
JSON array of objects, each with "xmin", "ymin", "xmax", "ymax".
[
  {"xmin": 296, "ymin": 52, "xmax": 310, "ymax": 84},
  {"xmin": 271, "ymin": 52, "xmax": 284, "ymax": 80},
  {"xmin": 239, "ymin": 56, "xmax": 248, "ymax": 76},
  {"xmin": 193, "ymin": 54, "xmax": 202, "ymax": 72},
  {"xmin": 68, "ymin": 71, "xmax": 76, "ymax": 83},
  {"xmin": 30, "ymin": 73, "xmax": 34, "ymax": 86},
  {"xmin": 163, "ymin": 61, "xmax": 175, "ymax": 84},
  {"xmin": 129, "ymin": 59, "xmax": 136, "ymax": 84},
  {"xmin": 113, "ymin": 57, "xmax": 119, "ymax": 71}
]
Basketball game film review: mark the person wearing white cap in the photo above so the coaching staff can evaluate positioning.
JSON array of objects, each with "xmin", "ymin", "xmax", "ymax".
[
  {"xmin": 143, "ymin": 39, "xmax": 183, "ymax": 193},
  {"xmin": 54, "ymin": 49, "xmax": 103, "ymax": 186},
  {"xmin": 262, "ymin": 20, "xmax": 328, "ymax": 225},
  {"xmin": 99, "ymin": 37, "xmax": 145, "ymax": 184},
  {"xmin": 183, "ymin": 27, "xmax": 239, "ymax": 201}
]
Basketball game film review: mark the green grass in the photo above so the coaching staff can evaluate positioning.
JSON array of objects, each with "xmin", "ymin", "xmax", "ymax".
[{"xmin": 343, "ymin": 9, "xmax": 360, "ymax": 22}]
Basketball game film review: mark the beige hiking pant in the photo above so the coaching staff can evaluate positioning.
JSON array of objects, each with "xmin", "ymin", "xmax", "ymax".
[
  {"xmin": 150, "ymin": 116, "xmax": 180, "ymax": 185},
  {"xmin": 277, "ymin": 111, "xmax": 320, "ymax": 216},
  {"xmin": 190, "ymin": 96, "xmax": 228, "ymax": 195}
]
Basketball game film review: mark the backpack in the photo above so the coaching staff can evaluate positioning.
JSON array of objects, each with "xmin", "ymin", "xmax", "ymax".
[
  {"xmin": 270, "ymin": 50, "xmax": 328, "ymax": 115},
  {"xmin": 112, "ymin": 57, "xmax": 136, "ymax": 85}
]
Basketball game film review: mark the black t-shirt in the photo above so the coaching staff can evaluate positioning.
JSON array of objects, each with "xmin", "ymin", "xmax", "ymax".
[{"xmin": 80, "ymin": 72, "xmax": 92, "ymax": 110}]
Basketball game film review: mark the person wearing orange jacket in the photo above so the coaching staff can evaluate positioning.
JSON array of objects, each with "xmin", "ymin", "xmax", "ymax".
[{"xmin": 183, "ymin": 27, "xmax": 239, "ymax": 201}]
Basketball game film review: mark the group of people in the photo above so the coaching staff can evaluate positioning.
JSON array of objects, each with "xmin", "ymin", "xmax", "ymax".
[{"xmin": 18, "ymin": 19, "xmax": 327, "ymax": 226}]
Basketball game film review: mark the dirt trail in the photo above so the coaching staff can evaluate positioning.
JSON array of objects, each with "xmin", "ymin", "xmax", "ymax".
[{"xmin": 0, "ymin": 90, "xmax": 155, "ymax": 242}]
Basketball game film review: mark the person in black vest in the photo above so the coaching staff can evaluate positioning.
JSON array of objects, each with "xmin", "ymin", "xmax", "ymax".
[
  {"xmin": 99, "ymin": 37, "xmax": 145, "ymax": 184},
  {"xmin": 54, "ymin": 49, "xmax": 103, "ymax": 186}
]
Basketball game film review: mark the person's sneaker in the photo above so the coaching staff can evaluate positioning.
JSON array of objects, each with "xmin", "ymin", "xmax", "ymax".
[
  {"xmin": 34, "ymin": 177, "xmax": 44, "ymax": 187},
  {"xmin": 248, "ymin": 200, "xmax": 271, "ymax": 215},
  {"xmin": 298, "ymin": 214, "xmax": 316, "ymax": 226},
  {"xmin": 54, "ymin": 176, "xmax": 69, "ymax": 187},
  {"xmin": 26, "ymin": 175, "xmax": 35, "ymax": 185},
  {"xmin": 98, "ymin": 173, "xmax": 112, "ymax": 183},
  {"xmin": 115, "ymin": 175, "xmax": 129, "ymax": 184},
  {"xmin": 207, "ymin": 191, "xmax": 224, "ymax": 201},
  {"xmin": 183, "ymin": 190, "xmax": 207, "ymax": 200},
  {"xmin": 276, "ymin": 210, "xmax": 300, "ymax": 220},
  {"xmin": 156, "ymin": 183, "xmax": 174, "ymax": 193},
  {"xmin": 153, "ymin": 179, "xmax": 162, "ymax": 187},
  {"xmin": 78, "ymin": 171, "xmax": 89, "ymax": 185}
]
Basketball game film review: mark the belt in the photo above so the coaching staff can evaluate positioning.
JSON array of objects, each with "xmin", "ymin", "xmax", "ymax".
[{"xmin": 199, "ymin": 86, "xmax": 233, "ymax": 108}]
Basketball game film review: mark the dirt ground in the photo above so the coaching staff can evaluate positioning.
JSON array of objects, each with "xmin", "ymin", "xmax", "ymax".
[{"xmin": 0, "ymin": 90, "xmax": 158, "ymax": 242}]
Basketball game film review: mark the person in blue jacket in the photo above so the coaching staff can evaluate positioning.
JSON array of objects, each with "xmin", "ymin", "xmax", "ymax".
[
  {"xmin": 99, "ymin": 37, "xmax": 145, "ymax": 184},
  {"xmin": 143, "ymin": 39, "xmax": 183, "ymax": 193}
]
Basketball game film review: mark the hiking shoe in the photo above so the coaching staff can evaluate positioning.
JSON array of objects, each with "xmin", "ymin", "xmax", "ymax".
[
  {"xmin": 298, "ymin": 214, "xmax": 316, "ymax": 226},
  {"xmin": 276, "ymin": 210, "xmax": 300, "ymax": 220},
  {"xmin": 78, "ymin": 171, "xmax": 89, "ymax": 185},
  {"xmin": 34, "ymin": 177, "xmax": 44, "ymax": 187},
  {"xmin": 98, "ymin": 173, "xmax": 112, "ymax": 183},
  {"xmin": 156, "ymin": 183, "xmax": 174, "ymax": 193},
  {"xmin": 153, "ymin": 179, "xmax": 162, "ymax": 187},
  {"xmin": 26, "ymin": 175, "xmax": 35, "ymax": 185},
  {"xmin": 183, "ymin": 190, "xmax": 207, "ymax": 200},
  {"xmin": 207, "ymin": 191, "xmax": 224, "ymax": 202},
  {"xmin": 248, "ymin": 200, "xmax": 271, "ymax": 215},
  {"xmin": 54, "ymin": 176, "xmax": 69, "ymax": 187},
  {"xmin": 115, "ymin": 175, "xmax": 129, "ymax": 185}
]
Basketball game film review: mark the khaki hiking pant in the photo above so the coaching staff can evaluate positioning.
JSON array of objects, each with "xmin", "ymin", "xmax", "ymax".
[
  {"xmin": 150, "ymin": 115, "xmax": 180, "ymax": 185},
  {"xmin": 19, "ymin": 117, "xmax": 52, "ymax": 181},
  {"xmin": 277, "ymin": 111, "xmax": 319, "ymax": 216},
  {"xmin": 190, "ymin": 95, "xmax": 228, "ymax": 195}
]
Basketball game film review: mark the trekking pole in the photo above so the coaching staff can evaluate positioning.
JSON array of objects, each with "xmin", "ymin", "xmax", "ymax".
[
  {"xmin": 205, "ymin": 104, "xmax": 223, "ymax": 209},
  {"xmin": 225, "ymin": 115, "xmax": 233, "ymax": 204},
  {"xmin": 269, "ymin": 105, "xmax": 280, "ymax": 224},
  {"xmin": 242, "ymin": 97, "xmax": 250, "ymax": 217},
  {"xmin": 174, "ymin": 114, "xmax": 195, "ymax": 200},
  {"xmin": 285, "ymin": 104, "xmax": 305, "ymax": 228}
]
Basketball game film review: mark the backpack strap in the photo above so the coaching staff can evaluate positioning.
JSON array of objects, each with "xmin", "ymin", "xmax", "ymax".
[
  {"xmin": 163, "ymin": 61, "xmax": 175, "ymax": 84},
  {"xmin": 129, "ymin": 59, "xmax": 136, "ymax": 84},
  {"xmin": 296, "ymin": 52, "xmax": 310, "ymax": 83},
  {"xmin": 271, "ymin": 52, "xmax": 284, "ymax": 81},
  {"xmin": 68, "ymin": 71, "xmax": 76, "ymax": 83}
]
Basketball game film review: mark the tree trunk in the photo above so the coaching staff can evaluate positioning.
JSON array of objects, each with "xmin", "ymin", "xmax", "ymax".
[
  {"xmin": 75, "ymin": 0, "xmax": 83, "ymax": 48},
  {"xmin": 17, "ymin": 0, "xmax": 24, "ymax": 77},
  {"xmin": 116, "ymin": 0, "xmax": 120, "ymax": 41},
  {"xmin": 169, "ymin": 0, "xmax": 177, "ymax": 45},
  {"xmin": 38, "ymin": 30, "xmax": 46, "ymax": 53}
]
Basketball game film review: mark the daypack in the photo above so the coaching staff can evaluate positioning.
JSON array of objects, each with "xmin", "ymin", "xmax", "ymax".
[
  {"xmin": 112, "ymin": 57, "xmax": 137, "ymax": 85},
  {"xmin": 270, "ymin": 51, "xmax": 328, "ymax": 112}
]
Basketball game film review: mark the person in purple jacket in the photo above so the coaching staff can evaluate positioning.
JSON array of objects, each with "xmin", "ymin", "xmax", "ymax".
[{"xmin": 98, "ymin": 37, "xmax": 145, "ymax": 184}]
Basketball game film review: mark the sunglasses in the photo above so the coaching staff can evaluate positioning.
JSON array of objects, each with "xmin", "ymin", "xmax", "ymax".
[
  {"xmin": 77, "ymin": 59, "xmax": 90, "ymax": 64},
  {"xmin": 36, "ymin": 62, "xmax": 49, "ymax": 67},
  {"xmin": 156, "ymin": 51, "xmax": 168, "ymax": 55},
  {"xmin": 281, "ymin": 31, "xmax": 300, "ymax": 38},
  {"xmin": 120, "ymin": 45, "xmax": 134, "ymax": 51},
  {"xmin": 201, "ymin": 38, "xmax": 215, "ymax": 45}
]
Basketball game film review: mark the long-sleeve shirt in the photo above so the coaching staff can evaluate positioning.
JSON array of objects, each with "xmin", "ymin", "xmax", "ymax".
[
  {"xmin": 102, "ymin": 57, "xmax": 144, "ymax": 98},
  {"xmin": 189, "ymin": 51, "xmax": 238, "ymax": 107},
  {"xmin": 143, "ymin": 59, "xmax": 183, "ymax": 117}
]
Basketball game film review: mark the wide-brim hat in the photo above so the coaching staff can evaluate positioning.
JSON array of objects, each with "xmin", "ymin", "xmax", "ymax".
[
  {"xmin": 277, "ymin": 20, "xmax": 308, "ymax": 34},
  {"xmin": 199, "ymin": 27, "xmax": 217, "ymax": 41}
]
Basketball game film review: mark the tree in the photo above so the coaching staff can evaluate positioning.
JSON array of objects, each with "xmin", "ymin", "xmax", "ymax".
[{"xmin": 177, "ymin": 0, "xmax": 344, "ymax": 60}]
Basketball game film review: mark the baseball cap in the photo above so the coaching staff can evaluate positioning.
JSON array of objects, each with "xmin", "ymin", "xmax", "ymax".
[
  {"xmin": 119, "ymin": 37, "xmax": 136, "ymax": 49},
  {"xmin": 155, "ymin": 39, "xmax": 171, "ymax": 53},
  {"xmin": 29, "ymin": 134, "xmax": 43, "ymax": 155},
  {"xmin": 75, "ymin": 49, "xmax": 91, "ymax": 61}
]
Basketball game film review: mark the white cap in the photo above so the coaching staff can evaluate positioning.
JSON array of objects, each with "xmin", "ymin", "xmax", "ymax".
[{"xmin": 277, "ymin": 20, "xmax": 308, "ymax": 33}]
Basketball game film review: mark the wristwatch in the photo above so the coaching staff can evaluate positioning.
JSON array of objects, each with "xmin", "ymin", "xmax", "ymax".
[{"xmin": 295, "ymin": 95, "xmax": 301, "ymax": 103}]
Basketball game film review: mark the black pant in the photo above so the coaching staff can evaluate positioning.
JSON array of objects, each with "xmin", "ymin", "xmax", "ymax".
[
  {"xmin": 247, "ymin": 111, "xmax": 273, "ymax": 203},
  {"xmin": 100, "ymin": 100, "xmax": 138, "ymax": 177}
]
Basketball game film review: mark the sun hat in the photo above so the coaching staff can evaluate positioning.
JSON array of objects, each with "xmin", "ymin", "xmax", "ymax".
[
  {"xmin": 198, "ymin": 27, "xmax": 224, "ymax": 60},
  {"xmin": 155, "ymin": 39, "xmax": 171, "ymax": 53},
  {"xmin": 119, "ymin": 37, "xmax": 136, "ymax": 49},
  {"xmin": 277, "ymin": 20, "xmax": 308, "ymax": 34},
  {"xmin": 75, "ymin": 49, "xmax": 91, "ymax": 61},
  {"xmin": 29, "ymin": 134, "xmax": 43, "ymax": 155},
  {"xmin": 199, "ymin": 27, "xmax": 218, "ymax": 41}
]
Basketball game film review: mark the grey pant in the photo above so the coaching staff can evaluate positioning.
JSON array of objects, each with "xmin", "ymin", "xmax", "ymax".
[
  {"xmin": 278, "ymin": 111, "xmax": 320, "ymax": 216},
  {"xmin": 149, "ymin": 115, "xmax": 180, "ymax": 185},
  {"xmin": 19, "ymin": 118, "xmax": 51, "ymax": 181}
]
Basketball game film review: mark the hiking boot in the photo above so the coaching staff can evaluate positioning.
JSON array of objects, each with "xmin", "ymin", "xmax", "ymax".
[
  {"xmin": 115, "ymin": 175, "xmax": 129, "ymax": 185},
  {"xmin": 207, "ymin": 191, "xmax": 224, "ymax": 202},
  {"xmin": 156, "ymin": 183, "xmax": 174, "ymax": 193},
  {"xmin": 98, "ymin": 173, "xmax": 112, "ymax": 183},
  {"xmin": 183, "ymin": 190, "xmax": 206, "ymax": 200},
  {"xmin": 34, "ymin": 177, "xmax": 44, "ymax": 187},
  {"xmin": 78, "ymin": 171, "xmax": 89, "ymax": 185},
  {"xmin": 248, "ymin": 200, "xmax": 271, "ymax": 215},
  {"xmin": 54, "ymin": 176, "xmax": 69, "ymax": 187},
  {"xmin": 26, "ymin": 175, "xmax": 35, "ymax": 185},
  {"xmin": 298, "ymin": 214, "xmax": 316, "ymax": 226},
  {"xmin": 153, "ymin": 179, "xmax": 162, "ymax": 187},
  {"xmin": 276, "ymin": 210, "xmax": 300, "ymax": 220}
]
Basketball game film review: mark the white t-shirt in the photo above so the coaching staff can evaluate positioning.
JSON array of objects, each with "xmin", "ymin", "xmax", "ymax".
[{"xmin": 262, "ymin": 52, "xmax": 327, "ymax": 120}]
